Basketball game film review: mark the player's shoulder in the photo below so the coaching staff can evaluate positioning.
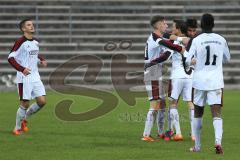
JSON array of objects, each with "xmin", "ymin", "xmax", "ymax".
[
  {"xmin": 10, "ymin": 36, "xmax": 27, "ymax": 52},
  {"xmin": 33, "ymin": 37, "xmax": 40, "ymax": 43},
  {"xmin": 147, "ymin": 32, "xmax": 159, "ymax": 45},
  {"xmin": 211, "ymin": 33, "xmax": 227, "ymax": 42},
  {"xmin": 14, "ymin": 36, "xmax": 27, "ymax": 45}
]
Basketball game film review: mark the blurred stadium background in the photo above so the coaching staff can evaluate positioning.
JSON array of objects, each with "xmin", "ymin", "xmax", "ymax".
[
  {"xmin": 0, "ymin": 0, "xmax": 239, "ymax": 91},
  {"xmin": 0, "ymin": 1, "xmax": 240, "ymax": 159}
]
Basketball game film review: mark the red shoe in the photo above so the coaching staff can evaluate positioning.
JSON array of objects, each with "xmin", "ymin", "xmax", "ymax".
[
  {"xmin": 12, "ymin": 129, "xmax": 23, "ymax": 136},
  {"xmin": 21, "ymin": 120, "xmax": 29, "ymax": 132},
  {"xmin": 215, "ymin": 145, "xmax": 224, "ymax": 155},
  {"xmin": 141, "ymin": 136, "xmax": 155, "ymax": 142},
  {"xmin": 173, "ymin": 134, "xmax": 183, "ymax": 141},
  {"xmin": 164, "ymin": 130, "xmax": 174, "ymax": 141},
  {"xmin": 157, "ymin": 133, "xmax": 165, "ymax": 139}
]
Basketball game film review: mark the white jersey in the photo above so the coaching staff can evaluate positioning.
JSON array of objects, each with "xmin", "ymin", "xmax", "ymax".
[
  {"xmin": 170, "ymin": 41, "xmax": 192, "ymax": 79},
  {"xmin": 8, "ymin": 36, "xmax": 42, "ymax": 83},
  {"xmin": 144, "ymin": 33, "xmax": 173, "ymax": 81},
  {"xmin": 184, "ymin": 33, "xmax": 230, "ymax": 90}
]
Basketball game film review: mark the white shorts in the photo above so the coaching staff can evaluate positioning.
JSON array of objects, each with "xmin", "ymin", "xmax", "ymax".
[
  {"xmin": 168, "ymin": 78, "xmax": 192, "ymax": 101},
  {"xmin": 145, "ymin": 80, "xmax": 166, "ymax": 101},
  {"xmin": 192, "ymin": 88, "xmax": 223, "ymax": 107},
  {"xmin": 17, "ymin": 81, "xmax": 46, "ymax": 101}
]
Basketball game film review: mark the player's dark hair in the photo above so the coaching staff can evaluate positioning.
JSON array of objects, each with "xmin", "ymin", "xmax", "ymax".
[
  {"xmin": 19, "ymin": 19, "xmax": 32, "ymax": 32},
  {"xmin": 186, "ymin": 18, "xmax": 198, "ymax": 28},
  {"xmin": 150, "ymin": 16, "xmax": 165, "ymax": 28},
  {"xmin": 201, "ymin": 13, "xmax": 214, "ymax": 31},
  {"xmin": 173, "ymin": 19, "xmax": 187, "ymax": 35}
]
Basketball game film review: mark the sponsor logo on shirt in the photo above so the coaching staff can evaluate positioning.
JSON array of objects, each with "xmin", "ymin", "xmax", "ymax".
[{"xmin": 29, "ymin": 50, "xmax": 38, "ymax": 55}]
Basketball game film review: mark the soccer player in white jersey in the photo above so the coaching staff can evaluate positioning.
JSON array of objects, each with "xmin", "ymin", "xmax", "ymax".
[
  {"xmin": 8, "ymin": 19, "xmax": 47, "ymax": 135},
  {"xmin": 183, "ymin": 14, "xmax": 230, "ymax": 154},
  {"xmin": 142, "ymin": 16, "xmax": 185, "ymax": 142},
  {"xmin": 165, "ymin": 20, "xmax": 195, "ymax": 142}
]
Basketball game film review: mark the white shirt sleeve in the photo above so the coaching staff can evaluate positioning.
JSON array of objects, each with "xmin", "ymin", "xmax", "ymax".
[
  {"xmin": 223, "ymin": 40, "xmax": 230, "ymax": 63},
  {"xmin": 8, "ymin": 46, "xmax": 22, "ymax": 59},
  {"xmin": 184, "ymin": 39, "xmax": 196, "ymax": 65}
]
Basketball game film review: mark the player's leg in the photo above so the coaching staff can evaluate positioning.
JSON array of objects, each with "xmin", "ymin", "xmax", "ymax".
[
  {"xmin": 208, "ymin": 89, "xmax": 224, "ymax": 154},
  {"xmin": 190, "ymin": 89, "xmax": 205, "ymax": 152},
  {"xmin": 156, "ymin": 80, "xmax": 166, "ymax": 138},
  {"xmin": 183, "ymin": 79, "xmax": 195, "ymax": 141},
  {"xmin": 142, "ymin": 81, "xmax": 159, "ymax": 142},
  {"xmin": 13, "ymin": 83, "xmax": 31, "ymax": 135},
  {"xmin": 26, "ymin": 81, "xmax": 46, "ymax": 118},
  {"xmin": 168, "ymin": 79, "xmax": 183, "ymax": 141},
  {"xmin": 187, "ymin": 101, "xmax": 195, "ymax": 141}
]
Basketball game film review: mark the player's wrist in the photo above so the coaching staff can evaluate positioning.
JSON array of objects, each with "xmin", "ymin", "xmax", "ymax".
[{"xmin": 20, "ymin": 67, "xmax": 26, "ymax": 72}]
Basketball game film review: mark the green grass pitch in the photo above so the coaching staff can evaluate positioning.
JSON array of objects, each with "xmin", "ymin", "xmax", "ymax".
[{"xmin": 0, "ymin": 90, "xmax": 239, "ymax": 160}]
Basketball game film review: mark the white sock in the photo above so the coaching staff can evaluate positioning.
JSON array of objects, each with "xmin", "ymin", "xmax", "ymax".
[
  {"xmin": 16, "ymin": 106, "xmax": 27, "ymax": 130},
  {"xmin": 194, "ymin": 118, "xmax": 203, "ymax": 149},
  {"xmin": 157, "ymin": 108, "xmax": 165, "ymax": 135},
  {"xmin": 143, "ymin": 109, "xmax": 157, "ymax": 137},
  {"xmin": 213, "ymin": 117, "xmax": 223, "ymax": 145},
  {"xmin": 189, "ymin": 109, "xmax": 194, "ymax": 136},
  {"xmin": 26, "ymin": 103, "xmax": 41, "ymax": 119},
  {"xmin": 167, "ymin": 109, "xmax": 173, "ymax": 131},
  {"xmin": 170, "ymin": 108, "xmax": 181, "ymax": 135}
]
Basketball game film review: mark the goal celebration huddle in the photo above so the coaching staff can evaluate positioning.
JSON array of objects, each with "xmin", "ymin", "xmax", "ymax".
[
  {"xmin": 142, "ymin": 13, "xmax": 230, "ymax": 155},
  {"xmin": 8, "ymin": 13, "xmax": 230, "ymax": 155}
]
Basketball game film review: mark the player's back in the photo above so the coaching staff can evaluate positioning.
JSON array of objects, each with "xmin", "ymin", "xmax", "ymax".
[{"xmin": 189, "ymin": 33, "xmax": 230, "ymax": 90}]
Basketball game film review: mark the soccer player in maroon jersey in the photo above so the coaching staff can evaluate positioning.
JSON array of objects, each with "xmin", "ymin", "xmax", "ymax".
[{"xmin": 8, "ymin": 19, "xmax": 47, "ymax": 135}]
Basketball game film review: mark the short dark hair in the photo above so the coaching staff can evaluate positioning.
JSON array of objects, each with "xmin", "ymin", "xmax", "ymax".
[
  {"xmin": 150, "ymin": 16, "xmax": 165, "ymax": 28},
  {"xmin": 186, "ymin": 18, "xmax": 198, "ymax": 28},
  {"xmin": 173, "ymin": 19, "xmax": 187, "ymax": 35},
  {"xmin": 201, "ymin": 13, "xmax": 214, "ymax": 30},
  {"xmin": 19, "ymin": 19, "xmax": 32, "ymax": 32}
]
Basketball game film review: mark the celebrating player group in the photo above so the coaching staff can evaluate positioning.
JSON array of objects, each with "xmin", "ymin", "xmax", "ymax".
[
  {"xmin": 7, "ymin": 13, "xmax": 230, "ymax": 155},
  {"xmin": 142, "ymin": 13, "xmax": 230, "ymax": 155}
]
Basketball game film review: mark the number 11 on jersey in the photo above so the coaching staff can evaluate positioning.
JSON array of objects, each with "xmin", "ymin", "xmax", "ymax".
[{"xmin": 205, "ymin": 45, "xmax": 217, "ymax": 66}]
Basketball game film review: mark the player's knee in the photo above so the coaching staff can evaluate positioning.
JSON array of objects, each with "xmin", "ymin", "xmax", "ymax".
[
  {"xmin": 150, "ymin": 100, "xmax": 160, "ymax": 110},
  {"xmin": 169, "ymin": 97, "xmax": 177, "ymax": 107},
  {"xmin": 159, "ymin": 99, "xmax": 166, "ymax": 109},
  {"xmin": 211, "ymin": 104, "xmax": 222, "ymax": 118},
  {"xmin": 37, "ymin": 100, "xmax": 46, "ymax": 108},
  {"xmin": 21, "ymin": 100, "xmax": 30, "ymax": 108},
  {"xmin": 194, "ymin": 105, "xmax": 204, "ymax": 118},
  {"xmin": 187, "ymin": 101, "xmax": 194, "ymax": 109}
]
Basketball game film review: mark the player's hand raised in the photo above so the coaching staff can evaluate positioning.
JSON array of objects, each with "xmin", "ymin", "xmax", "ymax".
[
  {"xmin": 23, "ymin": 68, "xmax": 31, "ymax": 76},
  {"xmin": 40, "ymin": 60, "xmax": 47, "ymax": 67}
]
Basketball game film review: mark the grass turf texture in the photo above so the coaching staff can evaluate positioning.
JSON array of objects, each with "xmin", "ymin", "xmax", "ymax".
[{"xmin": 0, "ymin": 90, "xmax": 239, "ymax": 160}]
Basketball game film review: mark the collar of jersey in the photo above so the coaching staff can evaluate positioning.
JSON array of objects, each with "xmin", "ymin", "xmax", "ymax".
[{"xmin": 23, "ymin": 36, "xmax": 34, "ymax": 41}]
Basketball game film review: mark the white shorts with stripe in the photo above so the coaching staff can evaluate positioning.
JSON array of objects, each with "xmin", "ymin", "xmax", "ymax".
[
  {"xmin": 145, "ymin": 80, "xmax": 166, "ymax": 101},
  {"xmin": 17, "ymin": 81, "xmax": 46, "ymax": 101},
  {"xmin": 168, "ymin": 78, "xmax": 192, "ymax": 101},
  {"xmin": 192, "ymin": 88, "xmax": 223, "ymax": 107}
]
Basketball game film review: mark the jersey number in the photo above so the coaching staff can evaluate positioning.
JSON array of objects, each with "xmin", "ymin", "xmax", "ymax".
[
  {"xmin": 144, "ymin": 43, "xmax": 148, "ymax": 60},
  {"xmin": 205, "ymin": 45, "xmax": 217, "ymax": 65}
]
